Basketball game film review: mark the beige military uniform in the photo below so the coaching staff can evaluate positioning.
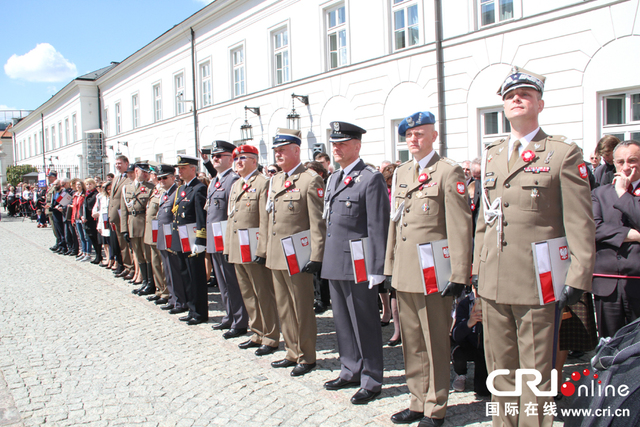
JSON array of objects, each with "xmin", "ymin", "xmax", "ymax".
[
  {"xmin": 384, "ymin": 153, "xmax": 473, "ymax": 419},
  {"xmin": 108, "ymin": 173, "xmax": 132, "ymax": 269},
  {"xmin": 224, "ymin": 171, "xmax": 279, "ymax": 347},
  {"xmin": 262, "ymin": 164, "xmax": 326, "ymax": 364},
  {"xmin": 121, "ymin": 180, "xmax": 155, "ymax": 267},
  {"xmin": 45, "ymin": 184, "xmax": 58, "ymax": 238},
  {"xmin": 144, "ymin": 185, "xmax": 168, "ymax": 299},
  {"xmin": 473, "ymin": 129, "xmax": 595, "ymax": 427}
]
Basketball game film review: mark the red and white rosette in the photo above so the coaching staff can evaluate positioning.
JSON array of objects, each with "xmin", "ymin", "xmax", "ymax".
[
  {"xmin": 215, "ymin": 182, "xmax": 221, "ymax": 189},
  {"xmin": 344, "ymin": 176, "xmax": 352, "ymax": 186},
  {"xmin": 242, "ymin": 183, "xmax": 249, "ymax": 191},
  {"xmin": 284, "ymin": 180, "xmax": 292, "ymax": 189},
  {"xmin": 180, "ymin": 191, "xmax": 186, "ymax": 198},
  {"xmin": 418, "ymin": 173, "xmax": 429, "ymax": 183},
  {"xmin": 521, "ymin": 150, "xmax": 535, "ymax": 163},
  {"xmin": 238, "ymin": 229, "xmax": 252, "ymax": 263}
]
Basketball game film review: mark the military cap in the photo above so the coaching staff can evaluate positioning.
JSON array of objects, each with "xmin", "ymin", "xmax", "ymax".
[
  {"xmin": 175, "ymin": 154, "xmax": 199, "ymax": 167},
  {"xmin": 497, "ymin": 66, "xmax": 546, "ymax": 99},
  {"xmin": 47, "ymin": 171, "xmax": 58, "ymax": 177},
  {"xmin": 233, "ymin": 144, "xmax": 259, "ymax": 159},
  {"xmin": 211, "ymin": 140, "xmax": 236, "ymax": 154},
  {"xmin": 329, "ymin": 121, "xmax": 367, "ymax": 143},
  {"xmin": 134, "ymin": 161, "xmax": 150, "ymax": 172},
  {"xmin": 126, "ymin": 164, "xmax": 136, "ymax": 173},
  {"xmin": 397, "ymin": 111, "xmax": 436, "ymax": 137},
  {"xmin": 154, "ymin": 164, "xmax": 175, "ymax": 178},
  {"xmin": 272, "ymin": 128, "xmax": 302, "ymax": 148}
]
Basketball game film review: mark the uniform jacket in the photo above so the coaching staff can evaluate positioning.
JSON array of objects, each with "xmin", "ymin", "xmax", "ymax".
[
  {"xmin": 120, "ymin": 180, "xmax": 155, "ymax": 238},
  {"xmin": 263, "ymin": 164, "xmax": 326, "ymax": 270},
  {"xmin": 384, "ymin": 153, "xmax": 473, "ymax": 293},
  {"xmin": 206, "ymin": 169, "xmax": 239, "ymax": 223},
  {"xmin": 591, "ymin": 183, "xmax": 640, "ymax": 298},
  {"xmin": 144, "ymin": 185, "xmax": 162, "ymax": 246},
  {"xmin": 45, "ymin": 184, "xmax": 56, "ymax": 215},
  {"xmin": 321, "ymin": 159, "xmax": 390, "ymax": 281},
  {"xmin": 157, "ymin": 184, "xmax": 177, "ymax": 227},
  {"xmin": 472, "ymin": 129, "xmax": 596, "ymax": 305},
  {"xmin": 108, "ymin": 173, "xmax": 131, "ymax": 225},
  {"xmin": 468, "ymin": 178, "xmax": 481, "ymax": 234},
  {"xmin": 170, "ymin": 177, "xmax": 207, "ymax": 253},
  {"xmin": 224, "ymin": 171, "xmax": 269, "ymax": 262}
]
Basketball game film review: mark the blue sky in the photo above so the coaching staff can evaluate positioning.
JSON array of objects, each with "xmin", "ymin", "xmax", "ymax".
[{"xmin": 0, "ymin": 0, "xmax": 212, "ymax": 113}]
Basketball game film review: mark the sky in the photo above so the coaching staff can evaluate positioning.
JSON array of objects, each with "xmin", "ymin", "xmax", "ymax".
[{"xmin": 0, "ymin": 0, "xmax": 213, "ymax": 114}]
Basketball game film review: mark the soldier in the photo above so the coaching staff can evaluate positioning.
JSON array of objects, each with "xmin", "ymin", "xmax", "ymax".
[
  {"xmin": 473, "ymin": 67, "xmax": 595, "ymax": 427},
  {"xmin": 384, "ymin": 111, "xmax": 472, "ymax": 427},
  {"xmin": 108, "ymin": 155, "xmax": 133, "ymax": 277},
  {"xmin": 121, "ymin": 162, "xmax": 156, "ymax": 296},
  {"xmin": 144, "ymin": 165, "xmax": 170, "ymax": 306},
  {"xmin": 171, "ymin": 155, "xmax": 208, "ymax": 325},
  {"xmin": 224, "ymin": 145, "xmax": 280, "ymax": 356},
  {"xmin": 321, "ymin": 122, "xmax": 389, "ymax": 404},
  {"xmin": 262, "ymin": 128, "xmax": 326, "ymax": 377},
  {"xmin": 45, "ymin": 171, "xmax": 61, "ymax": 251},
  {"xmin": 202, "ymin": 140, "xmax": 249, "ymax": 338}
]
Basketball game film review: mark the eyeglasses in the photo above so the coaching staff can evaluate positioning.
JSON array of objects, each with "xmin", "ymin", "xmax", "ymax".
[
  {"xmin": 233, "ymin": 155, "xmax": 251, "ymax": 162},
  {"xmin": 213, "ymin": 153, "xmax": 231, "ymax": 159},
  {"xmin": 158, "ymin": 176, "xmax": 171, "ymax": 181},
  {"xmin": 267, "ymin": 169, "xmax": 278, "ymax": 174}
]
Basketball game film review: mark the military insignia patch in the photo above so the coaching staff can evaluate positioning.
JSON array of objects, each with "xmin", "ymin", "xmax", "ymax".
[
  {"xmin": 422, "ymin": 204, "xmax": 429, "ymax": 212},
  {"xmin": 456, "ymin": 182, "xmax": 465, "ymax": 194},
  {"xmin": 578, "ymin": 163, "xmax": 588, "ymax": 179},
  {"xmin": 333, "ymin": 122, "xmax": 340, "ymax": 132},
  {"xmin": 524, "ymin": 167, "xmax": 550, "ymax": 173},
  {"xmin": 317, "ymin": 188, "xmax": 324, "ymax": 198}
]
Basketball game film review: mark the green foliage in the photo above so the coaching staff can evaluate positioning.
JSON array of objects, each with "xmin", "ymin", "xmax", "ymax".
[{"xmin": 6, "ymin": 165, "xmax": 38, "ymax": 186}]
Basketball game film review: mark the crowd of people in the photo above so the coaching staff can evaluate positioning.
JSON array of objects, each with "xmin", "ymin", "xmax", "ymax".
[{"xmin": 2, "ymin": 66, "xmax": 639, "ymax": 427}]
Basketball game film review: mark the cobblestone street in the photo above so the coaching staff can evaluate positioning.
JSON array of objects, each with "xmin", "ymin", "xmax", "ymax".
[{"xmin": 0, "ymin": 215, "xmax": 500, "ymax": 426}]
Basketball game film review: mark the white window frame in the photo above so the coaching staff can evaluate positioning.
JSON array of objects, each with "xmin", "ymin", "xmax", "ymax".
[
  {"xmin": 272, "ymin": 26, "xmax": 290, "ymax": 85},
  {"xmin": 391, "ymin": 0, "xmax": 420, "ymax": 52},
  {"xmin": 132, "ymin": 94, "xmax": 139, "ymax": 129},
  {"xmin": 114, "ymin": 103, "xmax": 121, "ymax": 135},
  {"xmin": 51, "ymin": 125, "xmax": 56, "ymax": 148},
  {"xmin": 38, "ymin": 131, "xmax": 42, "ymax": 154},
  {"xmin": 153, "ymin": 83, "xmax": 162, "ymax": 123},
  {"xmin": 326, "ymin": 4, "xmax": 348, "ymax": 70},
  {"xmin": 65, "ymin": 117, "xmax": 70, "ymax": 144},
  {"xmin": 478, "ymin": 0, "xmax": 515, "ymax": 28},
  {"xmin": 58, "ymin": 122, "xmax": 63, "ymax": 147},
  {"xmin": 392, "ymin": 119, "xmax": 410, "ymax": 163},
  {"xmin": 231, "ymin": 44, "xmax": 246, "ymax": 98},
  {"xmin": 28, "ymin": 136, "xmax": 32, "ymax": 158},
  {"xmin": 45, "ymin": 128, "xmax": 50, "ymax": 151},
  {"xmin": 103, "ymin": 108, "xmax": 109, "ymax": 138},
  {"xmin": 199, "ymin": 61, "xmax": 212, "ymax": 107},
  {"xmin": 72, "ymin": 113, "xmax": 77, "ymax": 142},
  {"xmin": 174, "ymin": 72, "xmax": 185, "ymax": 115},
  {"xmin": 479, "ymin": 107, "xmax": 511, "ymax": 147},
  {"xmin": 601, "ymin": 91, "xmax": 640, "ymax": 142}
]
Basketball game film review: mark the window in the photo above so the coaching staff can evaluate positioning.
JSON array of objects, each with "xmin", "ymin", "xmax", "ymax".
[
  {"xmin": 480, "ymin": 107, "xmax": 511, "ymax": 146},
  {"xmin": 200, "ymin": 62, "xmax": 212, "ymax": 107},
  {"xmin": 72, "ymin": 114, "xmax": 77, "ymax": 142},
  {"xmin": 231, "ymin": 46, "xmax": 245, "ymax": 97},
  {"xmin": 51, "ymin": 125, "xmax": 56, "ymax": 148},
  {"xmin": 153, "ymin": 84, "xmax": 162, "ymax": 122},
  {"xmin": 479, "ymin": 0, "xmax": 514, "ymax": 27},
  {"xmin": 156, "ymin": 153, "xmax": 163, "ymax": 163},
  {"xmin": 58, "ymin": 123, "xmax": 63, "ymax": 147},
  {"xmin": 132, "ymin": 94, "xmax": 139, "ymax": 129},
  {"xmin": 65, "ymin": 118, "xmax": 70, "ymax": 144},
  {"xmin": 45, "ymin": 128, "xmax": 50, "ymax": 151},
  {"xmin": 602, "ymin": 92, "xmax": 640, "ymax": 141},
  {"xmin": 175, "ymin": 73, "xmax": 185, "ymax": 115},
  {"xmin": 273, "ymin": 28, "xmax": 290, "ymax": 85},
  {"xmin": 393, "ymin": 119, "xmax": 410, "ymax": 163},
  {"xmin": 115, "ymin": 103, "xmax": 121, "ymax": 134},
  {"xmin": 28, "ymin": 136, "xmax": 32, "ymax": 158},
  {"xmin": 103, "ymin": 108, "xmax": 109, "ymax": 137},
  {"xmin": 392, "ymin": 0, "xmax": 419, "ymax": 51},
  {"xmin": 38, "ymin": 131, "xmax": 42, "ymax": 154},
  {"xmin": 327, "ymin": 5, "xmax": 348, "ymax": 69}
]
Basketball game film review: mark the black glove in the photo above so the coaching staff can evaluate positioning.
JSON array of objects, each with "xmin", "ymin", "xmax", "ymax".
[
  {"xmin": 122, "ymin": 232, "xmax": 131, "ymax": 243},
  {"xmin": 557, "ymin": 285, "xmax": 583, "ymax": 311},
  {"xmin": 223, "ymin": 254, "xmax": 229, "ymax": 263},
  {"xmin": 470, "ymin": 275, "xmax": 478, "ymax": 290},
  {"xmin": 441, "ymin": 281, "xmax": 466, "ymax": 298},
  {"xmin": 302, "ymin": 261, "xmax": 322, "ymax": 274},
  {"xmin": 253, "ymin": 256, "xmax": 266, "ymax": 265}
]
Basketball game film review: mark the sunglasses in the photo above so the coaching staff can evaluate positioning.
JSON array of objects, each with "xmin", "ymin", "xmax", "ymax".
[
  {"xmin": 233, "ymin": 155, "xmax": 252, "ymax": 162},
  {"xmin": 158, "ymin": 176, "xmax": 171, "ymax": 181},
  {"xmin": 267, "ymin": 169, "xmax": 278, "ymax": 174},
  {"xmin": 213, "ymin": 153, "xmax": 231, "ymax": 159}
]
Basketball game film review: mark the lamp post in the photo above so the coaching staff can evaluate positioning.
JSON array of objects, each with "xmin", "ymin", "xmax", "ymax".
[
  {"xmin": 240, "ymin": 106, "xmax": 261, "ymax": 143},
  {"xmin": 287, "ymin": 93, "xmax": 309, "ymax": 130}
]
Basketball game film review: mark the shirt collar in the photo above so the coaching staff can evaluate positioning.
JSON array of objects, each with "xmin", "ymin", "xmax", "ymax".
[
  {"xmin": 341, "ymin": 158, "xmax": 361, "ymax": 176},
  {"xmin": 242, "ymin": 169, "xmax": 258, "ymax": 183},
  {"xmin": 509, "ymin": 127, "xmax": 540, "ymax": 153},
  {"xmin": 285, "ymin": 163, "xmax": 302, "ymax": 176},
  {"xmin": 414, "ymin": 150, "xmax": 436, "ymax": 172}
]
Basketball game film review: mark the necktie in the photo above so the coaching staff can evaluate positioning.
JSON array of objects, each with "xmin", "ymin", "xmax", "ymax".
[
  {"xmin": 335, "ymin": 170, "xmax": 343, "ymax": 191},
  {"xmin": 508, "ymin": 140, "xmax": 521, "ymax": 172}
]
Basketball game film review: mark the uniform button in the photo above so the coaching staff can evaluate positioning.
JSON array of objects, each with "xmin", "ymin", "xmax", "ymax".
[
  {"xmin": 617, "ymin": 255, "xmax": 622, "ymax": 260},
  {"xmin": 407, "ymin": 195, "xmax": 412, "ymax": 199},
  {"xmin": 234, "ymin": 230, "xmax": 237, "ymax": 233},
  {"xmin": 502, "ymin": 241, "xmax": 508, "ymax": 246},
  {"xmin": 535, "ymin": 180, "xmax": 539, "ymax": 185},
  {"xmin": 504, "ymin": 202, "xmax": 509, "ymax": 207},
  {"xmin": 275, "ymin": 198, "xmax": 278, "ymax": 202},
  {"xmin": 402, "ymin": 237, "xmax": 406, "ymax": 241},
  {"xmin": 503, "ymin": 222, "xmax": 508, "ymax": 227},
  {"xmin": 403, "ymin": 223, "xmax": 407, "ymax": 227},
  {"xmin": 505, "ymin": 183, "xmax": 510, "ymax": 188},
  {"xmin": 273, "ymin": 220, "xmax": 276, "ymax": 224},
  {"xmin": 328, "ymin": 222, "xmax": 332, "ymax": 225},
  {"xmin": 330, "ymin": 210, "xmax": 333, "ymax": 214},
  {"xmin": 272, "ymin": 232, "xmax": 276, "ymax": 235},
  {"xmin": 406, "ymin": 208, "xmax": 410, "ymax": 213},
  {"xmin": 328, "ymin": 233, "xmax": 331, "ymax": 237}
]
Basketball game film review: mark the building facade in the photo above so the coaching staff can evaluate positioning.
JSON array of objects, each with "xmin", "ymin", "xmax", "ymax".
[{"xmin": 12, "ymin": 0, "xmax": 640, "ymax": 174}]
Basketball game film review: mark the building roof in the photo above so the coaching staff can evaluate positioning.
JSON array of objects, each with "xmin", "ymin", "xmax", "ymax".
[
  {"xmin": 76, "ymin": 62, "xmax": 119, "ymax": 81},
  {"xmin": 0, "ymin": 123, "xmax": 13, "ymax": 139}
]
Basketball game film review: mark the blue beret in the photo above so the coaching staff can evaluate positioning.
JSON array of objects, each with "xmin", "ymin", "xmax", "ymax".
[{"xmin": 398, "ymin": 111, "xmax": 436, "ymax": 137}]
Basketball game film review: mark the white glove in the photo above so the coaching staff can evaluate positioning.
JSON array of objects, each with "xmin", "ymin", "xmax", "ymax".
[
  {"xmin": 368, "ymin": 274, "xmax": 386, "ymax": 290},
  {"xmin": 192, "ymin": 244, "xmax": 205, "ymax": 254}
]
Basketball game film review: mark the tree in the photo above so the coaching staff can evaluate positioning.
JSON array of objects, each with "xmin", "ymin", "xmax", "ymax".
[{"xmin": 6, "ymin": 165, "xmax": 38, "ymax": 187}]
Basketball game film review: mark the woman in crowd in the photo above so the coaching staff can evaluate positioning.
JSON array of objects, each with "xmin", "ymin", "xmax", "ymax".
[
  {"xmin": 83, "ymin": 178, "xmax": 103, "ymax": 264},
  {"xmin": 266, "ymin": 163, "xmax": 281, "ymax": 177},
  {"xmin": 6, "ymin": 186, "xmax": 18, "ymax": 217},
  {"xmin": 94, "ymin": 181, "xmax": 114, "ymax": 268},
  {"xmin": 72, "ymin": 180, "xmax": 90, "ymax": 261}
]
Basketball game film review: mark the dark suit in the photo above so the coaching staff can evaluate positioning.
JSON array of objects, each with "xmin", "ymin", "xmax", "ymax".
[
  {"xmin": 592, "ymin": 183, "xmax": 640, "ymax": 337},
  {"xmin": 594, "ymin": 162, "xmax": 615, "ymax": 188},
  {"xmin": 467, "ymin": 178, "xmax": 481, "ymax": 234},
  {"xmin": 321, "ymin": 159, "xmax": 389, "ymax": 392}
]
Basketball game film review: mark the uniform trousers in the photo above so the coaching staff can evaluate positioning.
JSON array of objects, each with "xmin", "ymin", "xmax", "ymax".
[
  {"xmin": 113, "ymin": 221, "xmax": 133, "ymax": 269},
  {"xmin": 48, "ymin": 213, "xmax": 59, "ymax": 240},
  {"xmin": 177, "ymin": 251, "xmax": 208, "ymax": 321},
  {"xmin": 130, "ymin": 237, "xmax": 150, "ymax": 266},
  {"xmin": 329, "ymin": 280, "xmax": 383, "ymax": 392},
  {"xmin": 235, "ymin": 263, "xmax": 280, "ymax": 347},
  {"xmin": 51, "ymin": 210, "xmax": 66, "ymax": 248},
  {"xmin": 160, "ymin": 249, "xmax": 187, "ymax": 309},
  {"xmin": 397, "ymin": 291, "xmax": 452, "ymax": 419},
  {"xmin": 483, "ymin": 298, "xmax": 557, "ymax": 427},
  {"xmin": 212, "ymin": 252, "xmax": 248, "ymax": 328},
  {"xmin": 271, "ymin": 269, "xmax": 317, "ymax": 364},
  {"xmin": 149, "ymin": 245, "xmax": 169, "ymax": 299},
  {"xmin": 594, "ymin": 279, "xmax": 640, "ymax": 338}
]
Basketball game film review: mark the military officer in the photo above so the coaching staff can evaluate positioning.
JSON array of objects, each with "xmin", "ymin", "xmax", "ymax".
[
  {"xmin": 108, "ymin": 155, "xmax": 133, "ymax": 277},
  {"xmin": 321, "ymin": 122, "xmax": 390, "ymax": 404},
  {"xmin": 155, "ymin": 164, "xmax": 189, "ymax": 314},
  {"xmin": 121, "ymin": 162, "xmax": 156, "ymax": 296},
  {"xmin": 143, "ymin": 165, "xmax": 170, "ymax": 305},
  {"xmin": 202, "ymin": 140, "xmax": 249, "ymax": 338},
  {"xmin": 384, "ymin": 111, "xmax": 472, "ymax": 427},
  {"xmin": 171, "ymin": 155, "xmax": 208, "ymax": 325},
  {"xmin": 262, "ymin": 128, "xmax": 326, "ymax": 377},
  {"xmin": 473, "ymin": 67, "xmax": 595, "ymax": 427},
  {"xmin": 224, "ymin": 144, "xmax": 280, "ymax": 356}
]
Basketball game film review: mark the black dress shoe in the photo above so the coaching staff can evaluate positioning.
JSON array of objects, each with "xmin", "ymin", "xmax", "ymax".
[
  {"xmin": 187, "ymin": 318, "xmax": 206, "ymax": 325},
  {"xmin": 147, "ymin": 295, "xmax": 160, "ymax": 301},
  {"xmin": 91, "ymin": 257, "xmax": 102, "ymax": 264},
  {"xmin": 314, "ymin": 301, "xmax": 328, "ymax": 314},
  {"xmin": 350, "ymin": 388, "xmax": 381, "ymax": 405},
  {"xmin": 223, "ymin": 328, "xmax": 247, "ymax": 339},
  {"xmin": 255, "ymin": 345, "xmax": 278, "ymax": 356},
  {"xmin": 132, "ymin": 285, "xmax": 145, "ymax": 295},
  {"xmin": 291, "ymin": 362, "xmax": 316, "ymax": 377},
  {"xmin": 138, "ymin": 286, "xmax": 156, "ymax": 296},
  {"xmin": 391, "ymin": 409, "xmax": 424, "ymax": 424},
  {"xmin": 238, "ymin": 339, "xmax": 261, "ymax": 349},
  {"xmin": 169, "ymin": 307, "xmax": 188, "ymax": 314},
  {"xmin": 155, "ymin": 298, "xmax": 169, "ymax": 305},
  {"xmin": 160, "ymin": 304, "xmax": 174, "ymax": 311},
  {"xmin": 211, "ymin": 322, "xmax": 232, "ymax": 330},
  {"xmin": 324, "ymin": 377, "xmax": 360, "ymax": 391},
  {"xmin": 112, "ymin": 266, "xmax": 124, "ymax": 275},
  {"xmin": 385, "ymin": 337, "xmax": 402, "ymax": 347},
  {"xmin": 178, "ymin": 315, "xmax": 191, "ymax": 322},
  {"xmin": 417, "ymin": 417, "xmax": 444, "ymax": 427},
  {"xmin": 50, "ymin": 245, "xmax": 59, "ymax": 251},
  {"xmin": 115, "ymin": 268, "xmax": 128, "ymax": 277},
  {"xmin": 271, "ymin": 359, "xmax": 296, "ymax": 368}
]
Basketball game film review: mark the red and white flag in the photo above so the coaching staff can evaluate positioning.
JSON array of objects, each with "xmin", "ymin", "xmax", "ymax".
[
  {"xmin": 179, "ymin": 225, "xmax": 191, "ymax": 252},
  {"xmin": 163, "ymin": 224, "xmax": 172, "ymax": 248},
  {"xmin": 152, "ymin": 220, "xmax": 158, "ymax": 243},
  {"xmin": 238, "ymin": 229, "xmax": 252, "ymax": 263},
  {"xmin": 213, "ymin": 222, "xmax": 225, "ymax": 252},
  {"xmin": 102, "ymin": 213, "xmax": 109, "ymax": 230},
  {"xmin": 351, "ymin": 240, "xmax": 368, "ymax": 284},
  {"xmin": 418, "ymin": 243, "xmax": 439, "ymax": 295},
  {"xmin": 282, "ymin": 237, "xmax": 300, "ymax": 275},
  {"xmin": 535, "ymin": 242, "xmax": 556, "ymax": 304}
]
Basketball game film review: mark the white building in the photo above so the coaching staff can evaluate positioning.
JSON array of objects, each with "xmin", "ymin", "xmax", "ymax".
[{"xmin": 12, "ymin": 0, "xmax": 640, "ymax": 175}]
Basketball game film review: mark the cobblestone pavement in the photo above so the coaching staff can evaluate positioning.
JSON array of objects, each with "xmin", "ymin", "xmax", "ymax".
[{"xmin": 1, "ymin": 214, "xmax": 577, "ymax": 426}]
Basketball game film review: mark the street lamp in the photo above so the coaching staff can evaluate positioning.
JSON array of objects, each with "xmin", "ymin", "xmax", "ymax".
[
  {"xmin": 241, "ymin": 106, "xmax": 261, "ymax": 142},
  {"xmin": 287, "ymin": 93, "xmax": 309, "ymax": 130}
]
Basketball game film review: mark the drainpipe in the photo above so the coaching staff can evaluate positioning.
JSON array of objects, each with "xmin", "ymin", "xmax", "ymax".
[
  {"xmin": 190, "ymin": 27, "xmax": 200, "ymax": 155},
  {"xmin": 41, "ymin": 113, "xmax": 46, "ymax": 172},
  {"xmin": 434, "ymin": 0, "xmax": 447, "ymax": 156}
]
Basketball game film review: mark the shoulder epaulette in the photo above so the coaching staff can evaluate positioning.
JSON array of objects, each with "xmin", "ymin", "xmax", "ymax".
[
  {"xmin": 441, "ymin": 157, "xmax": 458, "ymax": 166},
  {"xmin": 547, "ymin": 135, "xmax": 570, "ymax": 144},
  {"xmin": 306, "ymin": 169, "xmax": 318, "ymax": 177},
  {"xmin": 486, "ymin": 138, "xmax": 507, "ymax": 149},
  {"xmin": 364, "ymin": 165, "xmax": 378, "ymax": 173}
]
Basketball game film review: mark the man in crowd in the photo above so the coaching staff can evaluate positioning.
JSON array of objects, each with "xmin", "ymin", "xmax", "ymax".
[
  {"xmin": 45, "ymin": 171, "xmax": 61, "ymax": 251},
  {"xmin": 385, "ymin": 111, "xmax": 472, "ymax": 427},
  {"xmin": 144, "ymin": 165, "xmax": 170, "ymax": 306},
  {"xmin": 594, "ymin": 135, "xmax": 620, "ymax": 187},
  {"xmin": 591, "ymin": 140, "xmax": 640, "ymax": 338},
  {"xmin": 473, "ymin": 67, "xmax": 595, "ymax": 427},
  {"xmin": 50, "ymin": 179, "xmax": 67, "ymax": 253},
  {"xmin": 262, "ymin": 128, "xmax": 326, "ymax": 377},
  {"xmin": 109, "ymin": 155, "xmax": 133, "ymax": 277},
  {"xmin": 321, "ymin": 121, "xmax": 389, "ymax": 404}
]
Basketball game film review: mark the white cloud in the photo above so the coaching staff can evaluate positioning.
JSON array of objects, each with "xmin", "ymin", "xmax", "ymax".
[{"xmin": 4, "ymin": 43, "xmax": 77, "ymax": 83}]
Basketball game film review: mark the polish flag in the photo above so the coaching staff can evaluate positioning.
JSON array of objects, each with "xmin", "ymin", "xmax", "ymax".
[
  {"xmin": 213, "ymin": 222, "xmax": 225, "ymax": 252},
  {"xmin": 179, "ymin": 225, "xmax": 191, "ymax": 252},
  {"xmin": 163, "ymin": 224, "xmax": 172, "ymax": 248},
  {"xmin": 152, "ymin": 220, "xmax": 158, "ymax": 243},
  {"xmin": 238, "ymin": 229, "xmax": 252, "ymax": 263},
  {"xmin": 282, "ymin": 237, "xmax": 300, "ymax": 275},
  {"xmin": 418, "ymin": 243, "xmax": 439, "ymax": 295},
  {"xmin": 535, "ymin": 242, "xmax": 556, "ymax": 304},
  {"xmin": 102, "ymin": 213, "xmax": 109, "ymax": 230},
  {"xmin": 351, "ymin": 240, "xmax": 368, "ymax": 284}
]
